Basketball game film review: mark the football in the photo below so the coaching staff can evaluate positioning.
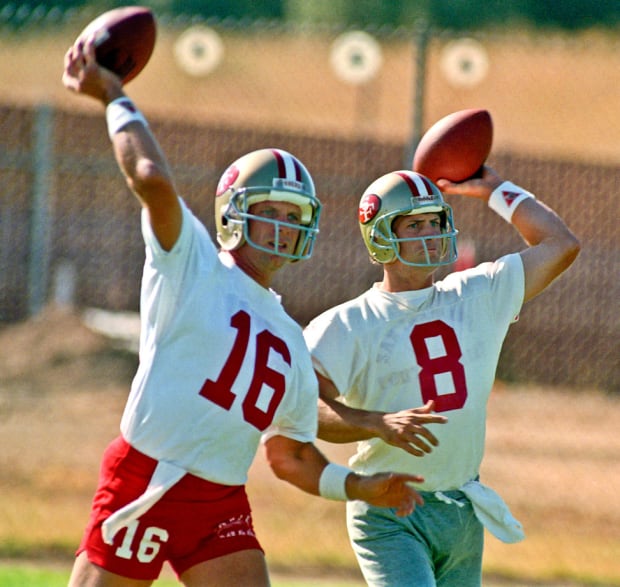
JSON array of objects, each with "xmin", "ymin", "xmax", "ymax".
[
  {"xmin": 412, "ymin": 108, "xmax": 493, "ymax": 183},
  {"xmin": 76, "ymin": 6, "xmax": 157, "ymax": 84}
]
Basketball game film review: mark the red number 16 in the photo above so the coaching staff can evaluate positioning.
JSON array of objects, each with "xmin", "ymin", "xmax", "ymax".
[{"xmin": 200, "ymin": 310, "xmax": 291, "ymax": 430}]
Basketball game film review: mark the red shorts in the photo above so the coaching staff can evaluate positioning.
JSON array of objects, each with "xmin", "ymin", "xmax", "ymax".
[{"xmin": 77, "ymin": 436, "xmax": 263, "ymax": 580}]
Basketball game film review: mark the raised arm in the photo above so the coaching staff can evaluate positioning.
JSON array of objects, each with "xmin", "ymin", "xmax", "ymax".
[
  {"xmin": 510, "ymin": 196, "xmax": 580, "ymax": 302},
  {"xmin": 62, "ymin": 34, "xmax": 182, "ymax": 251},
  {"xmin": 438, "ymin": 167, "xmax": 580, "ymax": 303},
  {"xmin": 317, "ymin": 372, "xmax": 447, "ymax": 457}
]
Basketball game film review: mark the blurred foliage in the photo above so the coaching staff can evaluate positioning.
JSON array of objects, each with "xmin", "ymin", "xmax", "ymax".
[
  {"xmin": 162, "ymin": 0, "xmax": 283, "ymax": 21},
  {"xmin": 428, "ymin": 0, "xmax": 620, "ymax": 31},
  {"xmin": 0, "ymin": 0, "xmax": 619, "ymax": 30}
]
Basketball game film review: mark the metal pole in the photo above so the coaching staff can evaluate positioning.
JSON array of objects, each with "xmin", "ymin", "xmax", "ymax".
[
  {"xmin": 28, "ymin": 103, "xmax": 54, "ymax": 316},
  {"xmin": 405, "ymin": 20, "xmax": 429, "ymax": 168}
]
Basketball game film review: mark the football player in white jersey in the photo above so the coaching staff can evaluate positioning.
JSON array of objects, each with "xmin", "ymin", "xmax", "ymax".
[
  {"xmin": 304, "ymin": 169, "xmax": 580, "ymax": 586},
  {"xmin": 62, "ymin": 35, "xmax": 427, "ymax": 587}
]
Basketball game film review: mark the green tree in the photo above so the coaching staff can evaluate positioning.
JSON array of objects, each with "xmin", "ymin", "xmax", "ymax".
[
  {"xmin": 521, "ymin": 0, "xmax": 620, "ymax": 29},
  {"xmin": 284, "ymin": 0, "xmax": 430, "ymax": 28},
  {"xmin": 166, "ymin": 0, "xmax": 282, "ymax": 20}
]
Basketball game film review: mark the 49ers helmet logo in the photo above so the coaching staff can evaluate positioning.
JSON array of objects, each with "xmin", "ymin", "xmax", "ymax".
[
  {"xmin": 216, "ymin": 165, "xmax": 240, "ymax": 196},
  {"xmin": 359, "ymin": 193, "xmax": 381, "ymax": 224}
]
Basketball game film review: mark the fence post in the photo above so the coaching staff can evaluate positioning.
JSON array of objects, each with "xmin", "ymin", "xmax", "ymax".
[
  {"xmin": 28, "ymin": 103, "xmax": 54, "ymax": 317},
  {"xmin": 405, "ymin": 20, "xmax": 429, "ymax": 168}
]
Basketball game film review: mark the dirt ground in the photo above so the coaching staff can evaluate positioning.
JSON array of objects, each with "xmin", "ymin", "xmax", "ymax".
[{"xmin": 0, "ymin": 305, "xmax": 619, "ymax": 586}]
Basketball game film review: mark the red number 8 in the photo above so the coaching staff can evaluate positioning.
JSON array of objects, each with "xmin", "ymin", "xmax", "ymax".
[{"xmin": 410, "ymin": 320, "xmax": 467, "ymax": 412}]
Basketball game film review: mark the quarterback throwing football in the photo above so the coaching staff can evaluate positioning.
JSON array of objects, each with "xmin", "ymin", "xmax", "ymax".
[
  {"xmin": 62, "ymin": 34, "xmax": 430, "ymax": 587},
  {"xmin": 304, "ymin": 168, "xmax": 580, "ymax": 586}
]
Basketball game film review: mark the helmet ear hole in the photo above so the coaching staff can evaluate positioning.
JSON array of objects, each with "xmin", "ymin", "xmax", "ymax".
[{"xmin": 439, "ymin": 211, "xmax": 448, "ymax": 230}]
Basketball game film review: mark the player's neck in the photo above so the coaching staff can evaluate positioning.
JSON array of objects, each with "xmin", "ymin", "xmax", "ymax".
[
  {"xmin": 380, "ymin": 265, "xmax": 436, "ymax": 292},
  {"xmin": 224, "ymin": 248, "xmax": 285, "ymax": 289}
]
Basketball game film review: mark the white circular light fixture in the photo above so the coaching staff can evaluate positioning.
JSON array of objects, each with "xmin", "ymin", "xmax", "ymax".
[
  {"xmin": 440, "ymin": 38, "xmax": 489, "ymax": 88},
  {"xmin": 174, "ymin": 25, "xmax": 224, "ymax": 77},
  {"xmin": 330, "ymin": 31, "xmax": 383, "ymax": 85}
]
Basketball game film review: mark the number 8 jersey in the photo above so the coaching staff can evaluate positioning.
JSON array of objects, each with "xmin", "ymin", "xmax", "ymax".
[
  {"xmin": 303, "ymin": 254, "xmax": 524, "ymax": 491},
  {"xmin": 120, "ymin": 200, "xmax": 318, "ymax": 486}
]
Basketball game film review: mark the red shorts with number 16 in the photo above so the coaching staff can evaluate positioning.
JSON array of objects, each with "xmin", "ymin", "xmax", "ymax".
[{"xmin": 77, "ymin": 435, "xmax": 263, "ymax": 581}]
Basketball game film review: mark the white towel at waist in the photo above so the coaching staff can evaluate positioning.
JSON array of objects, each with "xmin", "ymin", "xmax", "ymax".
[
  {"xmin": 433, "ymin": 479, "xmax": 524, "ymax": 544},
  {"xmin": 102, "ymin": 460, "xmax": 187, "ymax": 545},
  {"xmin": 459, "ymin": 479, "xmax": 525, "ymax": 544}
]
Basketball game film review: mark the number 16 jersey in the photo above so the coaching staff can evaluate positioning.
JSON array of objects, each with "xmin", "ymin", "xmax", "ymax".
[{"xmin": 120, "ymin": 200, "xmax": 318, "ymax": 487}]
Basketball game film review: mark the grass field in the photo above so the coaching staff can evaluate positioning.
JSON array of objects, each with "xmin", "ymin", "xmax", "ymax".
[{"xmin": 0, "ymin": 564, "xmax": 364, "ymax": 587}]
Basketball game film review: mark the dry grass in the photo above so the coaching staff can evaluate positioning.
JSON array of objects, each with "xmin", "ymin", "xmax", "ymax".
[
  {"xmin": 476, "ymin": 385, "xmax": 620, "ymax": 585},
  {"xmin": 0, "ymin": 306, "xmax": 618, "ymax": 586}
]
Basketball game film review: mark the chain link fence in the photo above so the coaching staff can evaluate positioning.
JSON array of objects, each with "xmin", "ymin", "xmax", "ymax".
[{"xmin": 0, "ymin": 8, "xmax": 618, "ymax": 392}]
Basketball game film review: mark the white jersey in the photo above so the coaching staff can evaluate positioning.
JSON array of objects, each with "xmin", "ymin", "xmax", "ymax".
[
  {"xmin": 120, "ymin": 200, "xmax": 318, "ymax": 486},
  {"xmin": 304, "ymin": 254, "xmax": 524, "ymax": 491}
]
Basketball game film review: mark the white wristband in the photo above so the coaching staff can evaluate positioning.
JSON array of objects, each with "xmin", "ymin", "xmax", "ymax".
[
  {"xmin": 319, "ymin": 463, "xmax": 351, "ymax": 501},
  {"xmin": 488, "ymin": 181, "xmax": 535, "ymax": 223},
  {"xmin": 105, "ymin": 97, "xmax": 148, "ymax": 140}
]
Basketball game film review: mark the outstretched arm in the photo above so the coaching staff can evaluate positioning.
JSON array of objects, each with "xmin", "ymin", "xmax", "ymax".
[
  {"xmin": 317, "ymin": 372, "xmax": 447, "ymax": 457},
  {"xmin": 438, "ymin": 166, "xmax": 580, "ymax": 303},
  {"xmin": 263, "ymin": 435, "xmax": 424, "ymax": 517},
  {"xmin": 62, "ymin": 34, "xmax": 182, "ymax": 251}
]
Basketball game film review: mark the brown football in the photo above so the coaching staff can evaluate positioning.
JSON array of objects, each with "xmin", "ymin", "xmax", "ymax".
[
  {"xmin": 76, "ymin": 6, "xmax": 156, "ymax": 84},
  {"xmin": 412, "ymin": 109, "xmax": 493, "ymax": 183}
]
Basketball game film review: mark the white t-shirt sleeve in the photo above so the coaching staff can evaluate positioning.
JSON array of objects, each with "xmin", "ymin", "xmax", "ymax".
[
  {"xmin": 304, "ymin": 308, "xmax": 367, "ymax": 398},
  {"xmin": 478, "ymin": 253, "xmax": 525, "ymax": 325},
  {"xmin": 139, "ymin": 199, "xmax": 217, "ymax": 344}
]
